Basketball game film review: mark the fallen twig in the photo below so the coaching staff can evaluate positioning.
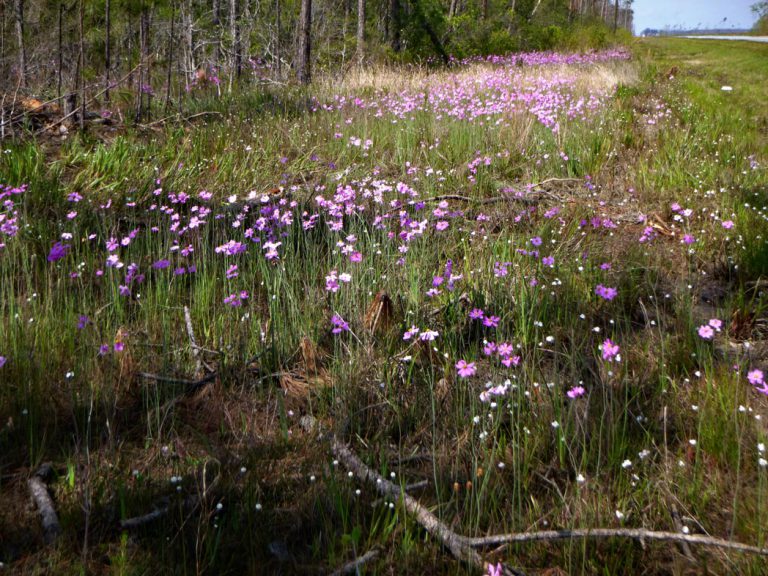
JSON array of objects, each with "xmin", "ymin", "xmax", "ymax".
[
  {"xmin": 330, "ymin": 437, "xmax": 524, "ymax": 575},
  {"xmin": 670, "ymin": 503, "xmax": 697, "ymax": 562},
  {"xmin": 465, "ymin": 529, "xmax": 768, "ymax": 556},
  {"xmin": 27, "ymin": 463, "xmax": 61, "ymax": 546},
  {"xmin": 138, "ymin": 371, "xmax": 217, "ymax": 397},
  {"xmin": 371, "ymin": 480, "xmax": 429, "ymax": 507},
  {"xmin": 141, "ymin": 110, "xmax": 224, "ymax": 128},
  {"xmin": 328, "ymin": 547, "xmax": 380, "ymax": 575},
  {"xmin": 119, "ymin": 498, "xmax": 171, "ymax": 529},
  {"xmin": 121, "ymin": 463, "xmax": 220, "ymax": 529},
  {"xmin": 319, "ymin": 425, "xmax": 768, "ymax": 575},
  {"xmin": 184, "ymin": 306, "xmax": 203, "ymax": 377}
]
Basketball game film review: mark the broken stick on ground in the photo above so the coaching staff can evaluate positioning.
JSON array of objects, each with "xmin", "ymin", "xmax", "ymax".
[
  {"xmin": 27, "ymin": 463, "xmax": 61, "ymax": 546},
  {"xmin": 318, "ymin": 425, "xmax": 768, "ymax": 574}
]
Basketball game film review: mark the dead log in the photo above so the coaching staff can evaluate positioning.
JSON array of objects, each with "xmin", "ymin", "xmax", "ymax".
[{"xmin": 27, "ymin": 463, "xmax": 61, "ymax": 546}]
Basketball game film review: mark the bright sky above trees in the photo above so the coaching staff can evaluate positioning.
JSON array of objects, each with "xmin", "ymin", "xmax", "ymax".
[{"xmin": 633, "ymin": 0, "xmax": 760, "ymax": 32}]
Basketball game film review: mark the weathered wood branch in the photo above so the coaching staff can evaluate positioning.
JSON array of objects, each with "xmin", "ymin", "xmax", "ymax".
[
  {"xmin": 326, "ymin": 429, "xmax": 768, "ymax": 575},
  {"xmin": 119, "ymin": 498, "xmax": 171, "ymax": 529},
  {"xmin": 329, "ymin": 547, "xmax": 380, "ymax": 575},
  {"xmin": 465, "ymin": 528, "xmax": 768, "ymax": 555},
  {"xmin": 330, "ymin": 437, "xmax": 524, "ymax": 575},
  {"xmin": 27, "ymin": 463, "xmax": 61, "ymax": 546}
]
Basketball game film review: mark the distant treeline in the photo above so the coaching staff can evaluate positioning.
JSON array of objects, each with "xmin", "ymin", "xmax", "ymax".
[
  {"xmin": 0, "ymin": 0, "xmax": 632, "ymax": 123},
  {"xmin": 640, "ymin": 28, "xmax": 753, "ymax": 37}
]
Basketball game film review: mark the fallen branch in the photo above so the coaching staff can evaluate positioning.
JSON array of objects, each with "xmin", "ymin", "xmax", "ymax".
[
  {"xmin": 426, "ymin": 188, "xmax": 565, "ymax": 207},
  {"xmin": 138, "ymin": 371, "xmax": 216, "ymax": 391},
  {"xmin": 465, "ymin": 528, "xmax": 768, "ymax": 556},
  {"xmin": 119, "ymin": 498, "xmax": 171, "ymax": 529},
  {"xmin": 371, "ymin": 480, "xmax": 429, "ymax": 508},
  {"xmin": 330, "ymin": 437, "xmax": 525, "ymax": 576},
  {"xmin": 27, "ymin": 463, "xmax": 61, "ymax": 546},
  {"xmin": 670, "ymin": 503, "xmax": 696, "ymax": 562},
  {"xmin": 324, "ymin": 430, "xmax": 768, "ymax": 575},
  {"xmin": 184, "ymin": 306, "xmax": 203, "ymax": 377},
  {"xmin": 423, "ymin": 178, "xmax": 579, "ymax": 208},
  {"xmin": 37, "ymin": 64, "xmax": 142, "ymax": 134},
  {"xmin": 121, "ymin": 463, "xmax": 220, "ymax": 529},
  {"xmin": 140, "ymin": 110, "xmax": 224, "ymax": 128},
  {"xmin": 329, "ymin": 547, "xmax": 380, "ymax": 576}
]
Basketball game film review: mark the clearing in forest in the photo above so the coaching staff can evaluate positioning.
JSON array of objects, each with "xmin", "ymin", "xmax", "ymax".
[{"xmin": 1, "ymin": 39, "xmax": 768, "ymax": 574}]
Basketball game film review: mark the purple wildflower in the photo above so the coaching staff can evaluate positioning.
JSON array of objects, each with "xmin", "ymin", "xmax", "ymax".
[
  {"xmin": 747, "ymin": 369, "xmax": 764, "ymax": 387},
  {"xmin": 595, "ymin": 284, "xmax": 618, "ymax": 301},
  {"xmin": 469, "ymin": 308, "xmax": 485, "ymax": 320},
  {"xmin": 331, "ymin": 314, "xmax": 350, "ymax": 334},
  {"xmin": 456, "ymin": 360, "xmax": 477, "ymax": 378},
  {"xmin": 601, "ymin": 338, "xmax": 620, "ymax": 362},
  {"xmin": 47, "ymin": 242, "xmax": 70, "ymax": 262},
  {"xmin": 567, "ymin": 386, "xmax": 585, "ymax": 399},
  {"xmin": 698, "ymin": 325, "xmax": 715, "ymax": 340}
]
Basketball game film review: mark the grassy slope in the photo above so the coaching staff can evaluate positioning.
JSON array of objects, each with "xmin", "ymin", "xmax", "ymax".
[{"xmin": 0, "ymin": 40, "xmax": 767, "ymax": 574}]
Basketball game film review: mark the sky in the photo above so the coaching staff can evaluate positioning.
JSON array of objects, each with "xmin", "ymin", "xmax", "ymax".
[{"xmin": 633, "ymin": 0, "xmax": 760, "ymax": 33}]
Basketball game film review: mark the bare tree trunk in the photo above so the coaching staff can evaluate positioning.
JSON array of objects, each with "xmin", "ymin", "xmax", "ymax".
[
  {"xmin": 230, "ymin": 0, "xmax": 241, "ymax": 79},
  {"xmin": 295, "ymin": 0, "xmax": 311, "ymax": 84},
  {"xmin": 355, "ymin": 0, "xmax": 365, "ymax": 65},
  {"xmin": 213, "ymin": 0, "xmax": 221, "ymax": 68},
  {"xmin": 105, "ymin": 0, "xmax": 111, "ymax": 103},
  {"xmin": 242, "ymin": 0, "xmax": 251, "ymax": 69},
  {"xmin": 78, "ymin": 0, "xmax": 85, "ymax": 130},
  {"xmin": 274, "ymin": 0, "xmax": 281, "ymax": 76},
  {"xmin": 448, "ymin": 0, "xmax": 458, "ymax": 18},
  {"xmin": 1, "ymin": 2, "xmax": 5, "ymax": 78},
  {"xmin": 165, "ymin": 0, "xmax": 175, "ymax": 109},
  {"xmin": 613, "ymin": 0, "xmax": 618, "ymax": 32},
  {"xmin": 13, "ymin": 0, "xmax": 25, "ymax": 88},
  {"xmin": 58, "ymin": 3, "xmax": 63, "ymax": 104},
  {"xmin": 389, "ymin": 0, "xmax": 400, "ymax": 51},
  {"xmin": 183, "ymin": 0, "xmax": 195, "ymax": 87},
  {"xmin": 127, "ymin": 15, "xmax": 134, "ymax": 89},
  {"xmin": 482, "ymin": 0, "xmax": 488, "ymax": 19},
  {"xmin": 136, "ymin": 6, "xmax": 150, "ymax": 122}
]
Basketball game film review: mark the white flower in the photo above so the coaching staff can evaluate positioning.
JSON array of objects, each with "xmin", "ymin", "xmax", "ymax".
[{"xmin": 621, "ymin": 459, "xmax": 632, "ymax": 469}]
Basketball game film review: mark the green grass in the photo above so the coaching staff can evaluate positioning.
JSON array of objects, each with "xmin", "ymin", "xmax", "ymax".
[{"xmin": 1, "ymin": 40, "xmax": 767, "ymax": 575}]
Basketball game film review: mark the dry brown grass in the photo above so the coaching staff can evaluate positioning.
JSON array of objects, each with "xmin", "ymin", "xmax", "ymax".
[{"xmin": 319, "ymin": 60, "xmax": 639, "ymax": 99}]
